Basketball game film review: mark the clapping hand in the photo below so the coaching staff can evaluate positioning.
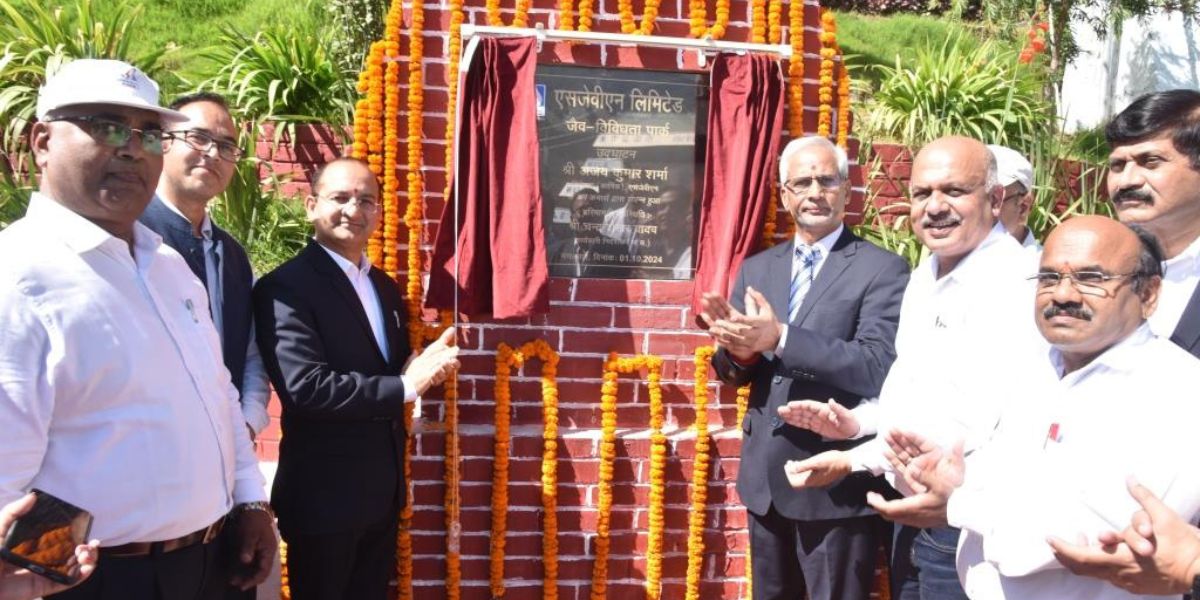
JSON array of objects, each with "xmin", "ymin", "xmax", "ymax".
[
  {"xmin": 783, "ymin": 450, "xmax": 851, "ymax": 489},
  {"xmin": 867, "ymin": 434, "xmax": 964, "ymax": 528},
  {"xmin": 404, "ymin": 327, "xmax": 461, "ymax": 395}
]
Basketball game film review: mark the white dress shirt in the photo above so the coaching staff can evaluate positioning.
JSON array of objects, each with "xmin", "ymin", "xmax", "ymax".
[
  {"xmin": 949, "ymin": 324, "xmax": 1200, "ymax": 600},
  {"xmin": 1149, "ymin": 232, "xmax": 1200, "ymax": 338},
  {"xmin": 0, "ymin": 193, "xmax": 266, "ymax": 546},
  {"xmin": 161, "ymin": 198, "xmax": 271, "ymax": 433},
  {"xmin": 316, "ymin": 243, "xmax": 418, "ymax": 406},
  {"xmin": 848, "ymin": 224, "xmax": 1042, "ymax": 481},
  {"xmin": 1020, "ymin": 228, "xmax": 1041, "ymax": 254}
]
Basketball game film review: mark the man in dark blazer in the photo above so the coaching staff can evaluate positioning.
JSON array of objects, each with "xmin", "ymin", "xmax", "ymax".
[
  {"xmin": 140, "ymin": 92, "xmax": 271, "ymax": 442},
  {"xmin": 1105, "ymin": 89, "xmax": 1200, "ymax": 358},
  {"xmin": 700, "ymin": 136, "xmax": 910, "ymax": 600},
  {"xmin": 253, "ymin": 157, "xmax": 460, "ymax": 600}
]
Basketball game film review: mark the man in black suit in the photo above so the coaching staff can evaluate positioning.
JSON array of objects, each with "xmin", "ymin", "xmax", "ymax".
[
  {"xmin": 253, "ymin": 157, "xmax": 460, "ymax": 600},
  {"xmin": 700, "ymin": 136, "xmax": 910, "ymax": 600},
  {"xmin": 1105, "ymin": 90, "xmax": 1200, "ymax": 358}
]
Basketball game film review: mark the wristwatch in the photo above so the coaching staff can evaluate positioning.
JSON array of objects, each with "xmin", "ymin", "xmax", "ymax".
[{"xmin": 234, "ymin": 501, "xmax": 274, "ymax": 518}]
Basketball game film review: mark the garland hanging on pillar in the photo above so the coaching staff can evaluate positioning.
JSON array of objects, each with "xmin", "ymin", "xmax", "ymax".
[
  {"xmin": 786, "ymin": 0, "xmax": 805, "ymax": 135},
  {"xmin": 684, "ymin": 347, "xmax": 716, "ymax": 600},
  {"xmin": 689, "ymin": 0, "xmax": 730, "ymax": 39},
  {"xmin": 487, "ymin": 0, "xmax": 532, "ymax": 27},
  {"xmin": 618, "ymin": 0, "xmax": 661, "ymax": 35},
  {"xmin": 817, "ymin": 9, "xmax": 837, "ymax": 137}
]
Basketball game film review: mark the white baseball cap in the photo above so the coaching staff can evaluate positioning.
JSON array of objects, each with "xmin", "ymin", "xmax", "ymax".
[
  {"xmin": 987, "ymin": 144, "xmax": 1034, "ymax": 193},
  {"xmin": 36, "ymin": 59, "xmax": 187, "ymax": 123}
]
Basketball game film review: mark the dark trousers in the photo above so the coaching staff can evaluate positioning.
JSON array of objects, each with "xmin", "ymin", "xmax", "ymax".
[
  {"xmin": 282, "ymin": 515, "xmax": 397, "ymax": 600},
  {"xmin": 891, "ymin": 525, "xmax": 969, "ymax": 600},
  {"xmin": 749, "ymin": 505, "xmax": 882, "ymax": 600},
  {"xmin": 48, "ymin": 538, "xmax": 229, "ymax": 600}
]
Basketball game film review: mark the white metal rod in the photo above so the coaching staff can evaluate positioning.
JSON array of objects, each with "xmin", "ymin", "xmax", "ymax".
[{"xmin": 461, "ymin": 24, "xmax": 792, "ymax": 58}]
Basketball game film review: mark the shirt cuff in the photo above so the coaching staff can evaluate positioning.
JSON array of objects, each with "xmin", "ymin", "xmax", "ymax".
[
  {"xmin": 847, "ymin": 398, "xmax": 879, "ymax": 439},
  {"xmin": 241, "ymin": 395, "xmax": 271, "ymax": 435},
  {"xmin": 847, "ymin": 438, "xmax": 888, "ymax": 474},
  {"xmin": 401, "ymin": 375, "xmax": 418, "ymax": 402},
  {"xmin": 233, "ymin": 472, "xmax": 269, "ymax": 504},
  {"xmin": 774, "ymin": 324, "xmax": 789, "ymax": 355}
]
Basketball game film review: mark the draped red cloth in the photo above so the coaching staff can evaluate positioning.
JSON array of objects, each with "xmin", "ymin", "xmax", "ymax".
[
  {"xmin": 426, "ymin": 36, "xmax": 549, "ymax": 318},
  {"xmin": 691, "ymin": 53, "xmax": 786, "ymax": 320}
]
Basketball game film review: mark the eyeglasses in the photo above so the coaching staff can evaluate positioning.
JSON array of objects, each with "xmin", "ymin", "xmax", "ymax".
[
  {"xmin": 782, "ymin": 175, "xmax": 842, "ymax": 195},
  {"xmin": 318, "ymin": 193, "xmax": 379, "ymax": 214},
  {"xmin": 48, "ymin": 115, "xmax": 167, "ymax": 156},
  {"xmin": 1028, "ymin": 270, "xmax": 1137, "ymax": 296},
  {"xmin": 166, "ymin": 129, "xmax": 244, "ymax": 162}
]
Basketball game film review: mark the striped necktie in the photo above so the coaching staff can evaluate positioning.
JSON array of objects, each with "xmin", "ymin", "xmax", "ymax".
[{"xmin": 789, "ymin": 245, "xmax": 820, "ymax": 322}]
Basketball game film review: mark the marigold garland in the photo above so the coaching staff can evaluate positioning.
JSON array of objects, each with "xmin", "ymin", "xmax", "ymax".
[
  {"xmin": 591, "ymin": 354, "xmax": 665, "ymax": 599},
  {"xmin": 577, "ymin": 0, "xmax": 596, "ymax": 31},
  {"xmin": 684, "ymin": 347, "xmax": 716, "ymax": 600},
  {"xmin": 558, "ymin": 0, "xmax": 574, "ymax": 30},
  {"xmin": 487, "ymin": 0, "xmax": 532, "ymax": 27},
  {"xmin": 817, "ymin": 9, "xmax": 838, "ymax": 137},
  {"xmin": 383, "ymin": 37, "xmax": 402, "ymax": 279},
  {"xmin": 490, "ymin": 345, "xmax": 516, "ymax": 597},
  {"xmin": 735, "ymin": 383, "xmax": 752, "ymax": 599},
  {"xmin": 442, "ymin": 314, "xmax": 463, "ymax": 599},
  {"xmin": 689, "ymin": 0, "xmax": 730, "ymax": 39},
  {"xmin": 835, "ymin": 55, "xmax": 851, "ymax": 149},
  {"xmin": 591, "ymin": 354, "xmax": 620, "ymax": 600},
  {"xmin": 618, "ymin": 0, "xmax": 660, "ymax": 35},
  {"xmin": 404, "ymin": 0, "xmax": 428, "ymax": 350},
  {"xmin": 750, "ymin": 0, "xmax": 766, "ymax": 43},
  {"xmin": 767, "ymin": 0, "xmax": 782, "ymax": 44},
  {"xmin": 786, "ymin": 0, "xmax": 805, "ymax": 135},
  {"xmin": 761, "ymin": 179, "xmax": 778, "ymax": 249}
]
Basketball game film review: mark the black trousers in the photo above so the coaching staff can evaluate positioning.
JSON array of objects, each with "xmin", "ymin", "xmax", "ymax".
[
  {"xmin": 48, "ymin": 537, "xmax": 230, "ymax": 600},
  {"xmin": 749, "ymin": 505, "xmax": 884, "ymax": 600},
  {"xmin": 281, "ymin": 515, "xmax": 397, "ymax": 600}
]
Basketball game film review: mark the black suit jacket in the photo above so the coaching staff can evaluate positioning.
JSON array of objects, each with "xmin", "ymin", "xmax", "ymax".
[
  {"xmin": 253, "ymin": 240, "xmax": 413, "ymax": 536},
  {"xmin": 139, "ymin": 197, "xmax": 255, "ymax": 393},
  {"xmin": 713, "ymin": 229, "xmax": 909, "ymax": 521},
  {"xmin": 1172, "ymin": 284, "xmax": 1200, "ymax": 358}
]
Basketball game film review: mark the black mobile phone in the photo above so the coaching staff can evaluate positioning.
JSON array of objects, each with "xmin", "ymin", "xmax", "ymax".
[{"xmin": 0, "ymin": 489, "xmax": 94, "ymax": 585}]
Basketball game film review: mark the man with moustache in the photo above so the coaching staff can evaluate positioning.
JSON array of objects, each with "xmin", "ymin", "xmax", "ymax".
[
  {"xmin": 780, "ymin": 136, "xmax": 1037, "ymax": 599},
  {"xmin": 988, "ymin": 144, "xmax": 1040, "ymax": 252},
  {"xmin": 1102, "ymin": 90, "xmax": 1200, "ymax": 358},
  {"xmin": 139, "ymin": 93, "xmax": 272, "ymax": 455},
  {"xmin": 699, "ymin": 136, "xmax": 910, "ymax": 600},
  {"xmin": 874, "ymin": 216, "xmax": 1200, "ymax": 599},
  {"xmin": 0, "ymin": 59, "xmax": 274, "ymax": 599},
  {"xmin": 254, "ymin": 157, "xmax": 460, "ymax": 599}
]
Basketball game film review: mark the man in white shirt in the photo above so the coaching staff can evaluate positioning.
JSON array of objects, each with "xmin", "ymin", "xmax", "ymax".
[
  {"xmin": 139, "ymin": 92, "xmax": 272, "ymax": 449},
  {"xmin": 779, "ymin": 136, "xmax": 1037, "ymax": 599},
  {"xmin": 0, "ymin": 60, "xmax": 275, "ymax": 599},
  {"xmin": 987, "ymin": 145, "xmax": 1040, "ymax": 252},
  {"xmin": 1104, "ymin": 90, "xmax": 1200, "ymax": 358},
  {"xmin": 253, "ymin": 157, "xmax": 460, "ymax": 599},
  {"xmin": 876, "ymin": 215, "xmax": 1200, "ymax": 600}
]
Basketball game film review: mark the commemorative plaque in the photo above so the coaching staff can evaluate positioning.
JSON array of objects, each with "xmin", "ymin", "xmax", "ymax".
[{"xmin": 536, "ymin": 65, "xmax": 707, "ymax": 280}]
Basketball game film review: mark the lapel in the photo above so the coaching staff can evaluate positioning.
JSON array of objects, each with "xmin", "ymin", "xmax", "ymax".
[
  {"xmin": 142, "ymin": 197, "xmax": 207, "ymax": 283},
  {"xmin": 303, "ymin": 241, "xmax": 389, "ymax": 365},
  {"xmin": 761, "ymin": 240, "xmax": 794, "ymax": 323},
  {"xmin": 1170, "ymin": 282, "xmax": 1200, "ymax": 356},
  {"xmin": 368, "ymin": 267, "xmax": 408, "ymax": 370},
  {"xmin": 795, "ymin": 228, "xmax": 857, "ymax": 325}
]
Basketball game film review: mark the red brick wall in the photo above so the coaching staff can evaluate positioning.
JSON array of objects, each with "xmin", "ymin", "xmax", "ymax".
[{"xmin": 251, "ymin": 2, "xmax": 874, "ymax": 598}]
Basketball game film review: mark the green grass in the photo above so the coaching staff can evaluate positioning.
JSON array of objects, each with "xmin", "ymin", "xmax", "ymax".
[
  {"xmin": 835, "ymin": 11, "xmax": 1022, "ymax": 89},
  {"xmin": 93, "ymin": 0, "xmax": 322, "ymax": 97}
]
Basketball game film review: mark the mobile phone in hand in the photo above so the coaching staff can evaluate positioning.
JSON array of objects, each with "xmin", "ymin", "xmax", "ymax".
[{"xmin": 0, "ymin": 489, "xmax": 94, "ymax": 585}]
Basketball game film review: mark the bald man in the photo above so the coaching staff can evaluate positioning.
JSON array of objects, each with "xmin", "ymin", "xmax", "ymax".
[
  {"xmin": 780, "ymin": 136, "xmax": 1040, "ymax": 599},
  {"xmin": 876, "ymin": 216, "xmax": 1200, "ymax": 599}
]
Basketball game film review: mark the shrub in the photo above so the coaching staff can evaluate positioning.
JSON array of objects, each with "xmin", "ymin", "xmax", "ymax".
[
  {"xmin": 859, "ymin": 34, "xmax": 1049, "ymax": 149},
  {"xmin": 197, "ymin": 24, "xmax": 357, "ymax": 145},
  {"xmin": 321, "ymin": 0, "xmax": 389, "ymax": 73}
]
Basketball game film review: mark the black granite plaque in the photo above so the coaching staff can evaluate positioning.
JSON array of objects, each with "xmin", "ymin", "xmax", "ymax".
[{"xmin": 537, "ymin": 65, "xmax": 707, "ymax": 280}]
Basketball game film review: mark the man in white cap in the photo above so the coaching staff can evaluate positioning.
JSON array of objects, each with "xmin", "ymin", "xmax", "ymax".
[
  {"xmin": 988, "ymin": 144, "xmax": 1039, "ymax": 252},
  {"xmin": 0, "ymin": 59, "xmax": 274, "ymax": 599}
]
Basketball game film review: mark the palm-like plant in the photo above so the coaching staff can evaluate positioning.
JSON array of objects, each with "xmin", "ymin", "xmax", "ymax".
[
  {"xmin": 197, "ymin": 24, "xmax": 356, "ymax": 145},
  {"xmin": 0, "ymin": 0, "xmax": 170, "ymax": 157},
  {"xmin": 861, "ymin": 34, "xmax": 1049, "ymax": 148}
]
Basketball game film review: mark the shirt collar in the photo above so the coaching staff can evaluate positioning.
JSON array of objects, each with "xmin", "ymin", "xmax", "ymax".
[
  {"xmin": 26, "ymin": 192, "xmax": 163, "ymax": 259},
  {"xmin": 1164, "ymin": 232, "xmax": 1200, "ymax": 273},
  {"xmin": 924, "ymin": 222, "xmax": 1013, "ymax": 284},
  {"xmin": 793, "ymin": 224, "xmax": 843, "ymax": 257},
  {"xmin": 1050, "ymin": 322, "xmax": 1155, "ymax": 382},
  {"xmin": 158, "ymin": 195, "xmax": 214, "ymax": 241},
  {"xmin": 316, "ymin": 241, "xmax": 371, "ymax": 280}
]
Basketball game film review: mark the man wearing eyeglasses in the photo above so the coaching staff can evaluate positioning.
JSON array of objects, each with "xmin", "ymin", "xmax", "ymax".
[
  {"xmin": 987, "ymin": 144, "xmax": 1040, "ymax": 252},
  {"xmin": 253, "ymin": 157, "xmax": 460, "ymax": 599},
  {"xmin": 872, "ymin": 215, "xmax": 1200, "ymax": 599},
  {"xmin": 137, "ymin": 91, "xmax": 268, "ymax": 600},
  {"xmin": 0, "ymin": 59, "xmax": 274, "ymax": 599},
  {"xmin": 780, "ymin": 136, "xmax": 1041, "ymax": 599},
  {"xmin": 699, "ymin": 136, "xmax": 910, "ymax": 600}
]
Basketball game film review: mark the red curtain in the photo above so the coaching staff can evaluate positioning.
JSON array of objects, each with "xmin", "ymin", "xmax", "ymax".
[
  {"xmin": 691, "ymin": 53, "xmax": 785, "ymax": 320},
  {"xmin": 426, "ymin": 36, "xmax": 550, "ymax": 319}
]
